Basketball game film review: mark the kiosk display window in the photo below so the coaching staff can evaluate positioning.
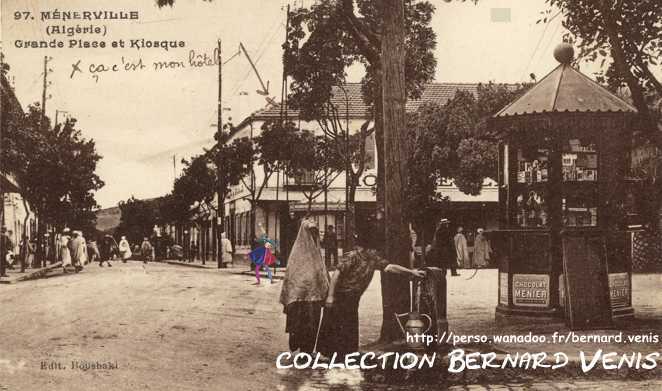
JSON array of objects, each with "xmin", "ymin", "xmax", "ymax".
[
  {"xmin": 562, "ymin": 139, "xmax": 598, "ymax": 182},
  {"xmin": 562, "ymin": 139, "xmax": 599, "ymax": 227},
  {"xmin": 513, "ymin": 148, "xmax": 549, "ymax": 228}
]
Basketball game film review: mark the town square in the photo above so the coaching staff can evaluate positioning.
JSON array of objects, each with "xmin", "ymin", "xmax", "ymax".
[{"xmin": 1, "ymin": 0, "xmax": 661, "ymax": 390}]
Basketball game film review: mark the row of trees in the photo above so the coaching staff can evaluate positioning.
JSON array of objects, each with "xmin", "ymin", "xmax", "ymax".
[{"xmin": 1, "ymin": 63, "xmax": 104, "ymax": 268}]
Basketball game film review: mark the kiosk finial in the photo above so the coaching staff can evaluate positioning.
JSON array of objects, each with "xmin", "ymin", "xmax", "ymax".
[{"xmin": 553, "ymin": 43, "xmax": 574, "ymax": 64}]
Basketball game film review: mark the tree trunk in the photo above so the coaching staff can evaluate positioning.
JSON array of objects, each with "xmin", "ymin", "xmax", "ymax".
[
  {"xmin": 346, "ymin": 177, "xmax": 357, "ymax": 249},
  {"xmin": 250, "ymin": 199, "xmax": 257, "ymax": 249},
  {"xmin": 379, "ymin": 0, "xmax": 411, "ymax": 343}
]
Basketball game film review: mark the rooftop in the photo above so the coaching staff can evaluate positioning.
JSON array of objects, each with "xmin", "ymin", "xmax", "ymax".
[
  {"xmin": 249, "ymin": 82, "xmax": 485, "ymax": 121},
  {"xmin": 495, "ymin": 44, "xmax": 637, "ymax": 117}
]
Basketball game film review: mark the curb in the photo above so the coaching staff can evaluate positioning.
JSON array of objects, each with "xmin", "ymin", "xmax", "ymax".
[
  {"xmin": 233, "ymin": 270, "xmax": 285, "ymax": 280},
  {"xmin": 0, "ymin": 262, "xmax": 63, "ymax": 284},
  {"xmin": 165, "ymin": 261, "xmax": 217, "ymax": 269}
]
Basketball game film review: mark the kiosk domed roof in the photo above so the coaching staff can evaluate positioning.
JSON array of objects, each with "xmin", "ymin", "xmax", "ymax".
[{"xmin": 495, "ymin": 44, "xmax": 637, "ymax": 117}]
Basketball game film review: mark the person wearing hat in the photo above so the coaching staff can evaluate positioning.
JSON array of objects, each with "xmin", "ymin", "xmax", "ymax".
[
  {"xmin": 426, "ymin": 218, "xmax": 460, "ymax": 276},
  {"xmin": 472, "ymin": 228, "xmax": 492, "ymax": 268}
]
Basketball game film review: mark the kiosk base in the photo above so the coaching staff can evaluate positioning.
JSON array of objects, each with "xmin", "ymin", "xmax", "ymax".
[
  {"xmin": 612, "ymin": 306, "xmax": 635, "ymax": 320},
  {"xmin": 495, "ymin": 305, "xmax": 563, "ymax": 324}
]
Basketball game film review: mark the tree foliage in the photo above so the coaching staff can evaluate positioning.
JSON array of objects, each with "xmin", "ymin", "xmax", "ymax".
[
  {"xmin": 545, "ymin": 0, "xmax": 661, "ymax": 229},
  {"xmin": 161, "ymin": 153, "xmax": 217, "ymax": 225},
  {"xmin": 547, "ymin": 0, "xmax": 661, "ymax": 135},
  {"xmin": 283, "ymin": 125, "xmax": 345, "ymax": 211},
  {"xmin": 284, "ymin": 0, "xmax": 438, "ymax": 206},
  {"xmin": 408, "ymin": 83, "xmax": 527, "ymax": 192},
  {"xmin": 117, "ymin": 196, "xmax": 162, "ymax": 244},
  {"xmin": 1, "ymin": 96, "xmax": 104, "ymax": 233}
]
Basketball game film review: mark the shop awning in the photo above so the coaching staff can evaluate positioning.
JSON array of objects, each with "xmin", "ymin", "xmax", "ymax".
[{"xmin": 289, "ymin": 202, "xmax": 347, "ymax": 212}]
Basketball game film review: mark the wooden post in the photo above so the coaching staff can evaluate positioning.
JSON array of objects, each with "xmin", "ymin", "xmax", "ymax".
[{"xmin": 217, "ymin": 39, "xmax": 225, "ymax": 269}]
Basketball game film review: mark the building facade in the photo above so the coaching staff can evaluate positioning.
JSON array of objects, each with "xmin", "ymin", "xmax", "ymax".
[{"xmin": 183, "ymin": 83, "xmax": 503, "ymax": 264}]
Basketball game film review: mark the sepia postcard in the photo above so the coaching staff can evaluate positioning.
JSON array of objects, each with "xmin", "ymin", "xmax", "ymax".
[{"xmin": 1, "ymin": 1, "xmax": 660, "ymax": 390}]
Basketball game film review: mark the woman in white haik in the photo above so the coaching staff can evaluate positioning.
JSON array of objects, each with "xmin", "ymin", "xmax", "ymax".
[
  {"xmin": 280, "ymin": 217, "xmax": 328, "ymax": 353},
  {"xmin": 60, "ymin": 228, "xmax": 73, "ymax": 273},
  {"xmin": 221, "ymin": 232, "xmax": 233, "ymax": 267},
  {"xmin": 118, "ymin": 236, "xmax": 132, "ymax": 262}
]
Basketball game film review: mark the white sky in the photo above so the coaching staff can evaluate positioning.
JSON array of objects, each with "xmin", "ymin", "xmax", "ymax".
[{"xmin": 1, "ymin": 0, "xmax": 572, "ymax": 208}]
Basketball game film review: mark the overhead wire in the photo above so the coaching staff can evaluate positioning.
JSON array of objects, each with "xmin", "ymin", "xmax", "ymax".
[
  {"xmin": 530, "ymin": 16, "xmax": 564, "ymax": 75},
  {"xmin": 229, "ymin": 19, "xmax": 285, "ymax": 97},
  {"xmin": 519, "ymin": 10, "xmax": 562, "ymax": 82}
]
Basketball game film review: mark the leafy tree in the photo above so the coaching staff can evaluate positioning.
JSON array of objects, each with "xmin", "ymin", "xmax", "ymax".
[
  {"xmin": 405, "ymin": 115, "xmax": 450, "ymax": 255},
  {"xmin": 4, "ymin": 103, "xmax": 103, "ymax": 233},
  {"xmin": 284, "ymin": 0, "xmax": 438, "ymax": 211},
  {"xmin": 546, "ymin": 0, "xmax": 661, "ymax": 140},
  {"xmin": 405, "ymin": 83, "xmax": 528, "ymax": 249},
  {"xmin": 2, "ymin": 84, "xmax": 103, "ymax": 266},
  {"xmin": 545, "ymin": 0, "xmax": 661, "ymax": 228},
  {"xmin": 117, "ymin": 196, "xmax": 162, "ymax": 245},
  {"xmin": 161, "ymin": 134, "xmax": 245, "ymax": 228},
  {"xmin": 283, "ymin": 126, "xmax": 345, "ymax": 212},
  {"xmin": 213, "ymin": 121, "xmax": 294, "ymax": 245}
]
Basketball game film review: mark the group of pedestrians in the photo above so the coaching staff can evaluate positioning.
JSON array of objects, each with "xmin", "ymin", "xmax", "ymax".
[
  {"xmin": 58, "ymin": 228, "xmax": 88, "ymax": 273},
  {"xmin": 450, "ymin": 226, "xmax": 493, "ymax": 271},
  {"xmin": 56, "ymin": 230, "xmax": 158, "ymax": 272},
  {"xmin": 275, "ymin": 215, "xmax": 495, "ymax": 360}
]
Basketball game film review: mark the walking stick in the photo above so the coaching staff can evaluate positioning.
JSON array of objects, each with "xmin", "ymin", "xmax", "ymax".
[{"xmin": 312, "ymin": 307, "xmax": 324, "ymax": 353}]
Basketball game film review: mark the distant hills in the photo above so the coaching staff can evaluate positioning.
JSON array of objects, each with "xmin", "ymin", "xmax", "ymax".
[{"xmin": 95, "ymin": 206, "xmax": 121, "ymax": 234}]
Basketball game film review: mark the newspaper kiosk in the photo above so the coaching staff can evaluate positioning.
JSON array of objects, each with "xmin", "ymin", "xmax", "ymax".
[{"xmin": 492, "ymin": 44, "xmax": 637, "ymax": 323}]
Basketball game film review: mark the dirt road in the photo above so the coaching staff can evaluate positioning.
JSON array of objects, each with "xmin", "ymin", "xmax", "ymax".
[{"xmin": 1, "ymin": 263, "xmax": 660, "ymax": 390}]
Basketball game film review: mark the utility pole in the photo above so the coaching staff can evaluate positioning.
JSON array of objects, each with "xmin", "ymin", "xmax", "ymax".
[
  {"xmin": 216, "ymin": 39, "xmax": 224, "ymax": 269},
  {"xmin": 41, "ymin": 56, "xmax": 50, "ymax": 132},
  {"xmin": 173, "ymin": 154, "xmax": 177, "ymax": 184},
  {"xmin": 39, "ymin": 56, "xmax": 52, "ymax": 268}
]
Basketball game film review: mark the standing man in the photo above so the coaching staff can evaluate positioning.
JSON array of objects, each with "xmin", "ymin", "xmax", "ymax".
[
  {"xmin": 322, "ymin": 225, "xmax": 338, "ymax": 269},
  {"xmin": 454, "ymin": 226, "xmax": 471, "ymax": 269},
  {"xmin": 426, "ymin": 218, "xmax": 459, "ymax": 276}
]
